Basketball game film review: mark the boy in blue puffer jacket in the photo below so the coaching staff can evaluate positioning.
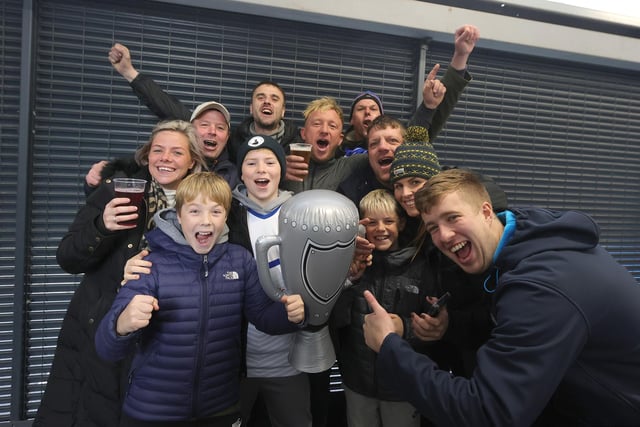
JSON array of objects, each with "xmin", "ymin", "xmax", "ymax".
[{"xmin": 95, "ymin": 172, "xmax": 305, "ymax": 427}]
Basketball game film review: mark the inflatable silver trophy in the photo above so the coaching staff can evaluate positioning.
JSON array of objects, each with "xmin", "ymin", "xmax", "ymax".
[{"xmin": 255, "ymin": 189, "xmax": 359, "ymax": 373}]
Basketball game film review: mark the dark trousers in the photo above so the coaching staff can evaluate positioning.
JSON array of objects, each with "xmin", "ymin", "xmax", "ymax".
[
  {"xmin": 120, "ymin": 412, "xmax": 241, "ymax": 427},
  {"xmin": 246, "ymin": 369, "xmax": 339, "ymax": 427},
  {"xmin": 241, "ymin": 374, "xmax": 311, "ymax": 427}
]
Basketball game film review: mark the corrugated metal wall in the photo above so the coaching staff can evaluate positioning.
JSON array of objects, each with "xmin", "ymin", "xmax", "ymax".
[
  {"xmin": 0, "ymin": 0, "xmax": 638, "ymax": 421},
  {"xmin": 1, "ymin": 0, "xmax": 25, "ymax": 419}
]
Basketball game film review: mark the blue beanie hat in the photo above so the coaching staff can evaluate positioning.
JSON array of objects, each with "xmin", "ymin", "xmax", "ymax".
[{"xmin": 349, "ymin": 91, "xmax": 383, "ymax": 120}]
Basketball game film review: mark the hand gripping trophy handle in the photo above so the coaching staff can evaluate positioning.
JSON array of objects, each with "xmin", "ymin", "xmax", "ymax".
[{"xmin": 254, "ymin": 189, "xmax": 359, "ymax": 373}]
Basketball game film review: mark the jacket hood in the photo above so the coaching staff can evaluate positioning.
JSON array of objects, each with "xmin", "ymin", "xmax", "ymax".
[
  {"xmin": 232, "ymin": 184, "xmax": 292, "ymax": 215},
  {"xmin": 101, "ymin": 157, "xmax": 144, "ymax": 180},
  {"xmin": 343, "ymin": 126, "xmax": 363, "ymax": 146},
  {"xmin": 372, "ymin": 245, "xmax": 418, "ymax": 269},
  {"xmin": 496, "ymin": 208, "xmax": 600, "ymax": 271},
  {"xmin": 150, "ymin": 208, "xmax": 229, "ymax": 248}
]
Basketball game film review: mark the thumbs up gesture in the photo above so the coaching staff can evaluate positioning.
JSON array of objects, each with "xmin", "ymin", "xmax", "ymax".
[{"xmin": 362, "ymin": 290, "xmax": 400, "ymax": 353}]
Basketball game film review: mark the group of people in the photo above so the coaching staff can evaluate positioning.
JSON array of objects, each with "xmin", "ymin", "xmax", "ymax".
[{"xmin": 33, "ymin": 22, "xmax": 640, "ymax": 427}]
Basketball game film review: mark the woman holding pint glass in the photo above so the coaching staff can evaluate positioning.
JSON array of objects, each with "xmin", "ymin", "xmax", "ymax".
[{"xmin": 34, "ymin": 120, "xmax": 206, "ymax": 427}]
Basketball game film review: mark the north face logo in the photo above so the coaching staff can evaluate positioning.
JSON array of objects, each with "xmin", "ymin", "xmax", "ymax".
[{"xmin": 223, "ymin": 271, "xmax": 239, "ymax": 280}]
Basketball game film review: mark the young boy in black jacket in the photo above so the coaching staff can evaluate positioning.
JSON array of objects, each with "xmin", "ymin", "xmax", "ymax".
[{"xmin": 331, "ymin": 189, "xmax": 443, "ymax": 427}]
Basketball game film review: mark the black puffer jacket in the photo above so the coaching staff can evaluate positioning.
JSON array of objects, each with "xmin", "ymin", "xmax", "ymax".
[
  {"xmin": 33, "ymin": 160, "xmax": 151, "ymax": 427},
  {"xmin": 331, "ymin": 247, "xmax": 449, "ymax": 400}
]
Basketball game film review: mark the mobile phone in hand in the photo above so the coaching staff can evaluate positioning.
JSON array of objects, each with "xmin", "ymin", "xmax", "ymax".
[{"xmin": 426, "ymin": 291, "xmax": 451, "ymax": 317}]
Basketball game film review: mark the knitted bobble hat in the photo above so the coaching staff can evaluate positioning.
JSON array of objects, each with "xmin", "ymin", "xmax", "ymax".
[{"xmin": 390, "ymin": 126, "xmax": 440, "ymax": 184}]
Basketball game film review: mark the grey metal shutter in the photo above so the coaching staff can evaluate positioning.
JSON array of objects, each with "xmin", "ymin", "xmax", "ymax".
[
  {"xmin": 1, "ymin": 0, "xmax": 26, "ymax": 420},
  {"xmin": 25, "ymin": 0, "xmax": 417, "ymax": 417},
  {"xmin": 13, "ymin": 0, "xmax": 640, "ymax": 422},
  {"xmin": 425, "ymin": 43, "xmax": 640, "ymax": 280}
]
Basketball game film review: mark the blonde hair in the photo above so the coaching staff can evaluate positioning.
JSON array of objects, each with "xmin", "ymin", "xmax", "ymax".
[
  {"xmin": 175, "ymin": 172, "xmax": 232, "ymax": 214},
  {"xmin": 359, "ymin": 189, "xmax": 404, "ymax": 220},
  {"xmin": 135, "ymin": 120, "xmax": 207, "ymax": 173},
  {"xmin": 303, "ymin": 97, "xmax": 344, "ymax": 126},
  {"xmin": 415, "ymin": 168, "xmax": 490, "ymax": 214}
]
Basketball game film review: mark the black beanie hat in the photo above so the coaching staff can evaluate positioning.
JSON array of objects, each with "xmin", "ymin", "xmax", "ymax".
[
  {"xmin": 390, "ymin": 141, "xmax": 441, "ymax": 184},
  {"xmin": 236, "ymin": 135, "xmax": 287, "ymax": 182}
]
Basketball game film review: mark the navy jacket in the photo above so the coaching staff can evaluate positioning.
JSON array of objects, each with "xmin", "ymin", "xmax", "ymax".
[
  {"xmin": 95, "ymin": 209, "xmax": 297, "ymax": 422},
  {"xmin": 376, "ymin": 208, "xmax": 640, "ymax": 426}
]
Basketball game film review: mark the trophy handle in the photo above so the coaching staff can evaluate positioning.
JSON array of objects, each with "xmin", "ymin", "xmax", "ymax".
[{"xmin": 255, "ymin": 235, "xmax": 284, "ymax": 301}]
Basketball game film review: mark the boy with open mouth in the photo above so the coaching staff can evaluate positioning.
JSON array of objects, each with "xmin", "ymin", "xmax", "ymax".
[{"xmin": 96, "ymin": 172, "xmax": 305, "ymax": 427}]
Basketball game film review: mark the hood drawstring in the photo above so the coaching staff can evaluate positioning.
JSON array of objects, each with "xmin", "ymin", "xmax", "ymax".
[{"xmin": 483, "ymin": 268, "xmax": 499, "ymax": 293}]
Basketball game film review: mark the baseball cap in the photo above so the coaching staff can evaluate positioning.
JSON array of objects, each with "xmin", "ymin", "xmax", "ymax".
[{"xmin": 190, "ymin": 101, "xmax": 231, "ymax": 126}]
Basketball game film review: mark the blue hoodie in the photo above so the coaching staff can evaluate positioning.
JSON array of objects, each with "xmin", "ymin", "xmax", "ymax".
[{"xmin": 375, "ymin": 207, "xmax": 640, "ymax": 426}]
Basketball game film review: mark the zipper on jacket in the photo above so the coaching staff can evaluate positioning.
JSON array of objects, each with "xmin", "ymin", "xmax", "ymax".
[
  {"xmin": 392, "ymin": 288, "xmax": 401, "ymax": 313},
  {"xmin": 191, "ymin": 254, "xmax": 210, "ymax": 417}
]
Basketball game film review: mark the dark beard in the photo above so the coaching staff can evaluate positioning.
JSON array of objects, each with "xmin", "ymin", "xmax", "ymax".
[{"xmin": 254, "ymin": 118, "xmax": 279, "ymax": 133}]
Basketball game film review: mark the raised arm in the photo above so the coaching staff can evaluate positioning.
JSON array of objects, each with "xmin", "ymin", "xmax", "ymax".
[
  {"xmin": 450, "ymin": 24, "xmax": 480, "ymax": 71},
  {"xmin": 109, "ymin": 43, "xmax": 191, "ymax": 121},
  {"xmin": 109, "ymin": 43, "xmax": 139, "ymax": 82},
  {"xmin": 409, "ymin": 25, "xmax": 479, "ymax": 142}
]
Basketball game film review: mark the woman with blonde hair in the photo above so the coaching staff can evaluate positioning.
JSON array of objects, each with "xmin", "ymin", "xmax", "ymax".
[{"xmin": 34, "ymin": 120, "xmax": 206, "ymax": 427}]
